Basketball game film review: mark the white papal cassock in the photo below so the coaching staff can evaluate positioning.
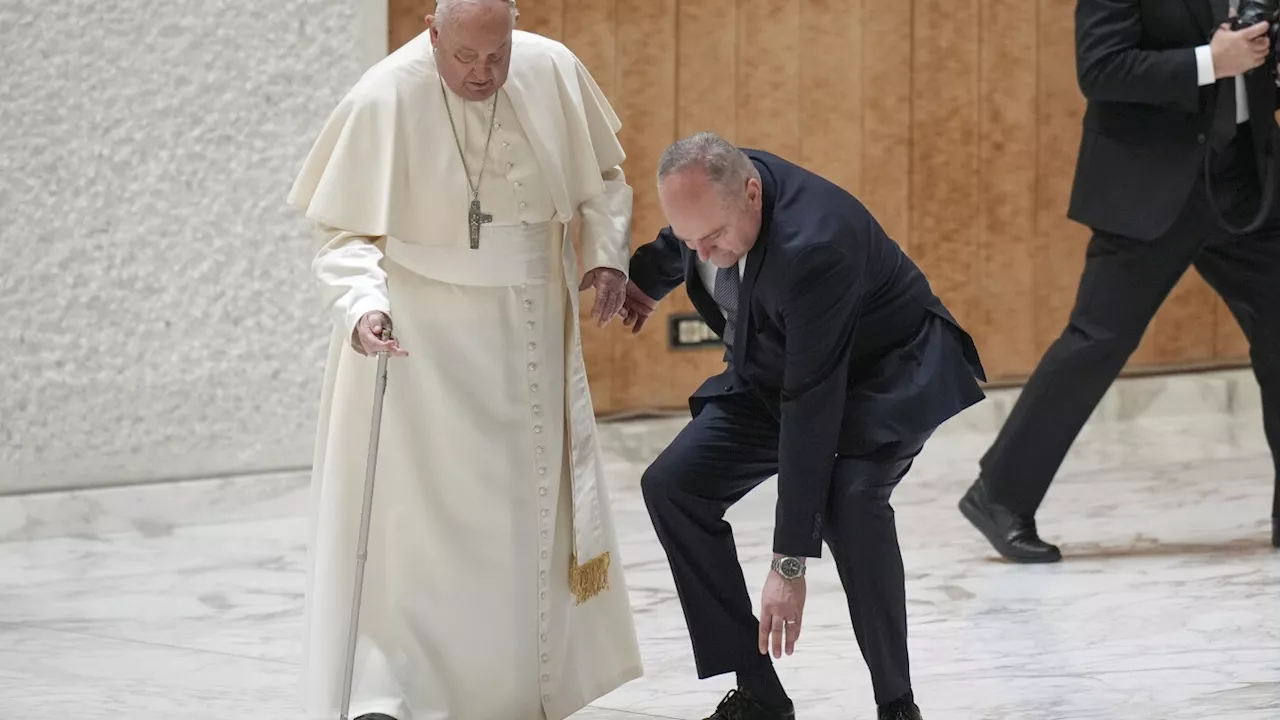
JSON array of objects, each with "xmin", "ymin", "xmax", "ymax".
[{"xmin": 286, "ymin": 29, "xmax": 642, "ymax": 720}]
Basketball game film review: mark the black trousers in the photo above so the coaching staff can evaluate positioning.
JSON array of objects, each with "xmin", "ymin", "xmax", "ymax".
[
  {"xmin": 982, "ymin": 130, "xmax": 1280, "ymax": 519},
  {"xmin": 640, "ymin": 390, "xmax": 929, "ymax": 706}
]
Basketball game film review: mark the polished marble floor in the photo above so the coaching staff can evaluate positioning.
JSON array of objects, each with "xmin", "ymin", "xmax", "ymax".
[{"xmin": 1, "ymin": 393, "xmax": 1278, "ymax": 719}]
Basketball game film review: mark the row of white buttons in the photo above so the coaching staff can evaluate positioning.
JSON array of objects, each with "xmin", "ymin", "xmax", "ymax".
[
  {"xmin": 489, "ymin": 119, "xmax": 530, "ymax": 213},
  {"xmin": 503, "ymin": 147, "xmax": 533, "ymax": 226},
  {"xmin": 491, "ymin": 101, "xmax": 552, "ymax": 703},
  {"xmin": 525, "ymin": 292, "xmax": 554, "ymax": 701}
]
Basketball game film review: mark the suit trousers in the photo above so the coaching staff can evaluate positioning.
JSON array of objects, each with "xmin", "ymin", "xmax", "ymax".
[
  {"xmin": 640, "ymin": 389, "xmax": 929, "ymax": 706},
  {"xmin": 981, "ymin": 129, "xmax": 1280, "ymax": 519}
]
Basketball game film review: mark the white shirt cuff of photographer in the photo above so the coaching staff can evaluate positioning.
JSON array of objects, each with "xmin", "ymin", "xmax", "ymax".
[{"xmin": 1196, "ymin": 44, "xmax": 1252, "ymax": 123}]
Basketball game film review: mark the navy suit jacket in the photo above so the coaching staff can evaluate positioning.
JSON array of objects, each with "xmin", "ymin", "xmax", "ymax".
[
  {"xmin": 1068, "ymin": 0, "xmax": 1280, "ymax": 240},
  {"xmin": 629, "ymin": 149, "xmax": 987, "ymax": 557}
]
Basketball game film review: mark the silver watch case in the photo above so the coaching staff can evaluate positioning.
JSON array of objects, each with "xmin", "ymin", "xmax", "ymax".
[{"xmin": 772, "ymin": 556, "xmax": 805, "ymax": 579}]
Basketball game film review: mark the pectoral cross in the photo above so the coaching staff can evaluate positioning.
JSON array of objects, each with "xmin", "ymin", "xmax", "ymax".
[{"xmin": 468, "ymin": 199, "xmax": 493, "ymax": 250}]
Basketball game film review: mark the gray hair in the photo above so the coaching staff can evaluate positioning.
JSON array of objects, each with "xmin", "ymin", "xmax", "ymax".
[
  {"xmin": 435, "ymin": 0, "xmax": 517, "ymax": 28},
  {"xmin": 657, "ymin": 131, "xmax": 758, "ymax": 199}
]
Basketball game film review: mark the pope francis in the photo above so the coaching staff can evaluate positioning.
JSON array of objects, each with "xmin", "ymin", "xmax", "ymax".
[{"xmin": 285, "ymin": 1, "xmax": 643, "ymax": 718}]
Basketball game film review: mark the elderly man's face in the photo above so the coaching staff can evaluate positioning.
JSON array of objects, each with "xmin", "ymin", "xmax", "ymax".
[
  {"xmin": 657, "ymin": 169, "xmax": 762, "ymax": 268},
  {"xmin": 428, "ymin": 1, "xmax": 513, "ymax": 102}
]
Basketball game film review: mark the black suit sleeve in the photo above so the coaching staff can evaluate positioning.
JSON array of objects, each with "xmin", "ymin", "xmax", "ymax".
[
  {"xmin": 773, "ymin": 244, "xmax": 862, "ymax": 558},
  {"xmin": 628, "ymin": 227, "xmax": 686, "ymax": 301},
  {"xmin": 1075, "ymin": 0, "xmax": 1201, "ymax": 113}
]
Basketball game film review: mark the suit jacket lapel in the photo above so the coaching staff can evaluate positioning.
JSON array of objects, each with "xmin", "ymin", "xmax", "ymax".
[
  {"xmin": 1182, "ymin": 0, "xmax": 1216, "ymax": 39},
  {"xmin": 1212, "ymin": 0, "xmax": 1231, "ymax": 25},
  {"xmin": 731, "ymin": 153, "xmax": 778, "ymax": 373}
]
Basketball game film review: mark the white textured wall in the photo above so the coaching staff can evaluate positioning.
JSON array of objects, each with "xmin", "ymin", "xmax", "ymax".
[{"xmin": 0, "ymin": 0, "xmax": 379, "ymax": 493}]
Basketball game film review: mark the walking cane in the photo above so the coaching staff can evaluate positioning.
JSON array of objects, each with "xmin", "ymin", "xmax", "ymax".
[{"xmin": 339, "ymin": 326, "xmax": 393, "ymax": 720}]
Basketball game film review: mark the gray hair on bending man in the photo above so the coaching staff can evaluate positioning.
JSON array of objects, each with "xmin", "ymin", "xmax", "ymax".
[
  {"xmin": 654, "ymin": 131, "xmax": 765, "ymax": 269},
  {"xmin": 657, "ymin": 131, "xmax": 761, "ymax": 207}
]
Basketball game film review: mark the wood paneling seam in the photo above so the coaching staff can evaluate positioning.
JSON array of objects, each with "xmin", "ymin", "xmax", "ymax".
[
  {"xmin": 1033, "ymin": 0, "xmax": 1043, "ymax": 363},
  {"xmin": 906, "ymin": 0, "xmax": 914, "ymax": 245},
  {"xmin": 734, "ymin": 0, "xmax": 740, "ymax": 142}
]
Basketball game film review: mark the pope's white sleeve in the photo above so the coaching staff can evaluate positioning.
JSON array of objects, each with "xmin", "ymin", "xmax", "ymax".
[
  {"xmin": 577, "ymin": 165, "xmax": 633, "ymax": 278},
  {"xmin": 311, "ymin": 223, "xmax": 391, "ymax": 336}
]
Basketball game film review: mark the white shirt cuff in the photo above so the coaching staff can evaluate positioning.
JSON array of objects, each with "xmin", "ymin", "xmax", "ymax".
[{"xmin": 1195, "ymin": 44, "xmax": 1216, "ymax": 86}]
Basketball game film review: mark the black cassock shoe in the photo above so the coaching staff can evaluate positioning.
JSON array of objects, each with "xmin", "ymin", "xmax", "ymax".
[
  {"xmin": 959, "ymin": 477, "xmax": 1062, "ymax": 563},
  {"xmin": 702, "ymin": 688, "xmax": 795, "ymax": 720},
  {"xmin": 878, "ymin": 697, "xmax": 923, "ymax": 720},
  {"xmin": 354, "ymin": 715, "xmax": 397, "ymax": 720}
]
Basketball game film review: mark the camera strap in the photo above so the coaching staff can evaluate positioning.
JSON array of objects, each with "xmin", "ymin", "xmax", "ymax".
[
  {"xmin": 1203, "ymin": 135, "xmax": 1277, "ymax": 235},
  {"xmin": 1203, "ymin": 15, "xmax": 1279, "ymax": 235}
]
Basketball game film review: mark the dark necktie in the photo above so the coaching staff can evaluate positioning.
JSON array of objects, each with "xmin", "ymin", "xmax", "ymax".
[
  {"xmin": 1210, "ymin": 0, "xmax": 1239, "ymax": 150},
  {"xmin": 1211, "ymin": 76, "xmax": 1238, "ymax": 150},
  {"xmin": 712, "ymin": 264, "xmax": 740, "ymax": 356}
]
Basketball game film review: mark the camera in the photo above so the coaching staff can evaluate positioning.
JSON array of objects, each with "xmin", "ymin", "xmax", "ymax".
[
  {"xmin": 1233, "ymin": 0, "xmax": 1280, "ymax": 29},
  {"xmin": 1232, "ymin": 0, "xmax": 1280, "ymax": 64}
]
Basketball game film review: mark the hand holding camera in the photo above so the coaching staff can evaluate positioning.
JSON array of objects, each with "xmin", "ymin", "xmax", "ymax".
[
  {"xmin": 1212, "ymin": 0, "xmax": 1280, "ymax": 79},
  {"xmin": 1211, "ymin": 19, "xmax": 1271, "ymax": 78}
]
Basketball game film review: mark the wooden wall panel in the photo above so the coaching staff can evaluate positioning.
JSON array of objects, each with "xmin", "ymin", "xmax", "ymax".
[
  {"xmin": 977, "ymin": 0, "xmax": 1039, "ymax": 374},
  {"xmin": 799, "ymin": 0, "xmax": 862, "ymax": 195},
  {"xmin": 911, "ymin": 0, "xmax": 981, "ymax": 340},
  {"xmin": 609, "ymin": 0, "xmax": 679, "ymax": 413},
  {"xmin": 562, "ymin": 0, "xmax": 619, "ymax": 413},
  {"xmin": 390, "ymin": 1, "xmax": 430, "ymax": 51},
  {"xmin": 737, "ymin": 0, "xmax": 801, "ymax": 158},
  {"xmin": 513, "ymin": 0, "xmax": 563, "ymax": 39},
  {"xmin": 563, "ymin": 0, "xmax": 617, "ymax": 94},
  {"xmin": 677, "ymin": 0, "xmax": 737, "ymax": 139},
  {"xmin": 860, "ymin": 2, "xmax": 913, "ymax": 248},
  {"xmin": 641, "ymin": 0, "xmax": 744, "ymax": 408},
  {"xmin": 1034, "ymin": 0, "xmax": 1089, "ymax": 357},
  {"xmin": 386, "ymin": 0, "xmax": 1253, "ymax": 414},
  {"xmin": 1216, "ymin": 298, "xmax": 1251, "ymax": 359}
]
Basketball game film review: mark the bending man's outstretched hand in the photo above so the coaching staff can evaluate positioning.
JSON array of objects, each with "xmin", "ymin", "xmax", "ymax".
[
  {"xmin": 617, "ymin": 281, "xmax": 659, "ymax": 334},
  {"xmin": 759, "ymin": 568, "xmax": 806, "ymax": 658}
]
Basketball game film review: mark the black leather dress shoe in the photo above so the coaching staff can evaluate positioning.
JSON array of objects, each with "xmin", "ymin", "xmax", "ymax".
[
  {"xmin": 878, "ymin": 697, "xmax": 923, "ymax": 720},
  {"xmin": 959, "ymin": 478, "xmax": 1062, "ymax": 563},
  {"xmin": 354, "ymin": 715, "xmax": 397, "ymax": 720},
  {"xmin": 702, "ymin": 689, "xmax": 795, "ymax": 720}
]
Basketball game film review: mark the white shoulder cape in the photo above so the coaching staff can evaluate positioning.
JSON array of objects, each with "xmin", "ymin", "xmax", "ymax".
[{"xmin": 287, "ymin": 29, "xmax": 626, "ymax": 245}]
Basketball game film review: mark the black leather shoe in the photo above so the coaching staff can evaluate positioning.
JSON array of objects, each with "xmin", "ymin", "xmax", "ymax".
[
  {"xmin": 959, "ymin": 478, "xmax": 1061, "ymax": 563},
  {"xmin": 702, "ymin": 688, "xmax": 795, "ymax": 720},
  {"xmin": 354, "ymin": 715, "xmax": 397, "ymax": 720},
  {"xmin": 1272, "ymin": 516, "xmax": 1278, "ymax": 549},
  {"xmin": 878, "ymin": 697, "xmax": 923, "ymax": 720}
]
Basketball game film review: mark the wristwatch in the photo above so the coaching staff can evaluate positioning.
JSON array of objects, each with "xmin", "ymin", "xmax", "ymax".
[{"xmin": 771, "ymin": 555, "xmax": 806, "ymax": 580}]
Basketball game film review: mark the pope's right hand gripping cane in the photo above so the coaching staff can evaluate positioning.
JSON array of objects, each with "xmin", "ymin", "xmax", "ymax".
[{"xmin": 339, "ymin": 326, "xmax": 393, "ymax": 720}]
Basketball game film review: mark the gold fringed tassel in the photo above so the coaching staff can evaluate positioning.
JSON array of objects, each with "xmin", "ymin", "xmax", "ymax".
[{"xmin": 569, "ymin": 551, "xmax": 611, "ymax": 605}]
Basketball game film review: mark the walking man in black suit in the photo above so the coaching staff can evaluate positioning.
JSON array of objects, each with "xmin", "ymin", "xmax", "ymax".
[
  {"xmin": 617, "ymin": 132, "xmax": 987, "ymax": 720},
  {"xmin": 959, "ymin": 0, "xmax": 1280, "ymax": 564}
]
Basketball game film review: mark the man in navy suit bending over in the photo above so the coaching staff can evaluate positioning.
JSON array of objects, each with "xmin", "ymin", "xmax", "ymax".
[{"xmin": 617, "ymin": 132, "xmax": 987, "ymax": 720}]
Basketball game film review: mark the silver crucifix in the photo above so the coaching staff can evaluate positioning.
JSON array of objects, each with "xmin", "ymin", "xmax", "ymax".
[{"xmin": 468, "ymin": 199, "xmax": 493, "ymax": 250}]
